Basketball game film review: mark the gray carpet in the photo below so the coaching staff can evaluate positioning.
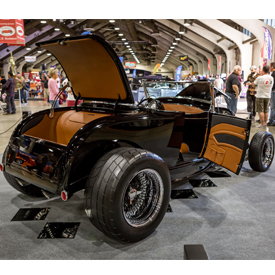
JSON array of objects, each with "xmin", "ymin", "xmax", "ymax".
[{"xmin": 0, "ymin": 155, "xmax": 275, "ymax": 260}]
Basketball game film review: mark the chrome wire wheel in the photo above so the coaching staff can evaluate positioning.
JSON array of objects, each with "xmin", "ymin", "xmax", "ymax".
[
  {"xmin": 262, "ymin": 137, "xmax": 274, "ymax": 169},
  {"xmin": 123, "ymin": 169, "xmax": 164, "ymax": 228}
]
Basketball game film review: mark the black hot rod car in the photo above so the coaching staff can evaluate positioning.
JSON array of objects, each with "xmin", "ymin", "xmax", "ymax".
[{"xmin": 1, "ymin": 35, "xmax": 274, "ymax": 242}]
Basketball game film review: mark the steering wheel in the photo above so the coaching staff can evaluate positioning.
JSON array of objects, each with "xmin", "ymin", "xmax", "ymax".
[{"xmin": 138, "ymin": 97, "xmax": 164, "ymax": 110}]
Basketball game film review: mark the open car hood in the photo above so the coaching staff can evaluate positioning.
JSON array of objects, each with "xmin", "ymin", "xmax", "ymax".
[{"xmin": 36, "ymin": 35, "xmax": 134, "ymax": 103}]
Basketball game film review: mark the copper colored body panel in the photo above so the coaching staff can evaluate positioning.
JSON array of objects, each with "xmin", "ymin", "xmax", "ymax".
[{"xmin": 163, "ymin": 104, "xmax": 204, "ymax": 114}]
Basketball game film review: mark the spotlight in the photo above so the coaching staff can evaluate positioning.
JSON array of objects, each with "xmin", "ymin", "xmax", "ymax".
[
  {"xmin": 179, "ymin": 26, "xmax": 185, "ymax": 34},
  {"xmin": 183, "ymin": 19, "xmax": 190, "ymax": 26},
  {"xmin": 109, "ymin": 20, "xmax": 115, "ymax": 23}
]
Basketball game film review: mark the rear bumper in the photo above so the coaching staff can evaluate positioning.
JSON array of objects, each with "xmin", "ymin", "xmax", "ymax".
[{"xmin": 2, "ymin": 136, "xmax": 67, "ymax": 194}]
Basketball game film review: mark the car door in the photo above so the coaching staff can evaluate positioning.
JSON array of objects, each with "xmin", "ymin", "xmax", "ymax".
[{"xmin": 200, "ymin": 112, "xmax": 251, "ymax": 174}]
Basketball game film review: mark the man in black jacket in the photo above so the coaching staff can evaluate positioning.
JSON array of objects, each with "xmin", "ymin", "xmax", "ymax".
[
  {"xmin": 224, "ymin": 65, "xmax": 242, "ymax": 116},
  {"xmin": 267, "ymin": 62, "xmax": 275, "ymax": 126}
]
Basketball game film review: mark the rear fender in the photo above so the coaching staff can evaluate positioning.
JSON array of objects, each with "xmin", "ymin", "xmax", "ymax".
[{"xmin": 63, "ymin": 139, "xmax": 141, "ymax": 194}]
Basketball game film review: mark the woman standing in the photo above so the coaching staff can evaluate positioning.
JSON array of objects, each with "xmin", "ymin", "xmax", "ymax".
[{"xmin": 48, "ymin": 68, "xmax": 60, "ymax": 108}]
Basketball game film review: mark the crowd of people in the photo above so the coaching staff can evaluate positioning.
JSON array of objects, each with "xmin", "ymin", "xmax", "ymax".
[
  {"xmin": 0, "ymin": 66, "xmax": 70, "ymax": 115},
  {"xmin": 1, "ymin": 64, "xmax": 275, "ymax": 127},
  {"xmin": 182, "ymin": 64, "xmax": 275, "ymax": 127},
  {"xmin": 222, "ymin": 63, "xmax": 274, "ymax": 127}
]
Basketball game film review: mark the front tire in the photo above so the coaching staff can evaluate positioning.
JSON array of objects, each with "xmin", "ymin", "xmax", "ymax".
[
  {"xmin": 248, "ymin": 131, "xmax": 274, "ymax": 172},
  {"xmin": 85, "ymin": 148, "xmax": 171, "ymax": 242}
]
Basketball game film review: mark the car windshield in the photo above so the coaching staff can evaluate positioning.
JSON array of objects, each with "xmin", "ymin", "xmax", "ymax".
[{"xmin": 144, "ymin": 82, "xmax": 191, "ymax": 98}]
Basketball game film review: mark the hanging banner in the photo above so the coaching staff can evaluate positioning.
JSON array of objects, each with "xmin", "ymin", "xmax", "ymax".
[
  {"xmin": 179, "ymin": 55, "xmax": 188, "ymax": 61},
  {"xmin": 261, "ymin": 27, "xmax": 273, "ymax": 60},
  {"xmin": 0, "ymin": 19, "xmax": 25, "ymax": 45},
  {"xmin": 263, "ymin": 59, "xmax": 267, "ymax": 67},
  {"xmin": 219, "ymin": 56, "xmax": 221, "ymax": 69},
  {"xmin": 119, "ymin": 56, "xmax": 123, "ymax": 64},
  {"xmin": 221, "ymin": 63, "xmax": 224, "ymax": 74},
  {"xmin": 152, "ymin": 63, "xmax": 161, "ymax": 75},
  {"xmin": 25, "ymin": 56, "xmax": 36, "ymax": 62},
  {"xmin": 208, "ymin": 59, "xmax": 210, "ymax": 71},
  {"xmin": 124, "ymin": 61, "xmax": 136, "ymax": 68},
  {"xmin": 132, "ymin": 69, "xmax": 136, "ymax": 78},
  {"xmin": 175, "ymin": 65, "xmax": 182, "ymax": 81}
]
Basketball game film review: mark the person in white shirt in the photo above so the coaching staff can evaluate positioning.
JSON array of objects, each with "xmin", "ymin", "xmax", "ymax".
[
  {"xmin": 254, "ymin": 65, "xmax": 274, "ymax": 127},
  {"xmin": 214, "ymin": 74, "xmax": 224, "ymax": 90}
]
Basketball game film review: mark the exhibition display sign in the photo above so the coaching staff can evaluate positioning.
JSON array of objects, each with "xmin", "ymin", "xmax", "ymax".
[
  {"xmin": 0, "ymin": 19, "xmax": 25, "ymax": 46},
  {"xmin": 261, "ymin": 27, "xmax": 272, "ymax": 60},
  {"xmin": 125, "ymin": 61, "xmax": 136, "ymax": 68},
  {"xmin": 179, "ymin": 55, "xmax": 188, "ymax": 61}
]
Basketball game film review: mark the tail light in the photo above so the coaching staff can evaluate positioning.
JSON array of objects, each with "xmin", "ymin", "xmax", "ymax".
[{"xmin": 0, "ymin": 164, "xmax": 3, "ymax": 172}]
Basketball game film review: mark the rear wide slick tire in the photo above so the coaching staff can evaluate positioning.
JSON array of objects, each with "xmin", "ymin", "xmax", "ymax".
[
  {"xmin": 248, "ymin": 131, "xmax": 274, "ymax": 172},
  {"xmin": 85, "ymin": 148, "xmax": 171, "ymax": 242}
]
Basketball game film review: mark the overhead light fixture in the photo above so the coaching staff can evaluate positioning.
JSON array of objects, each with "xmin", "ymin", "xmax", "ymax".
[
  {"xmin": 115, "ymin": 27, "xmax": 120, "ymax": 30},
  {"xmin": 65, "ymin": 33, "xmax": 70, "ymax": 37},
  {"xmin": 47, "ymin": 53, "xmax": 51, "ymax": 56},
  {"xmin": 172, "ymin": 43, "xmax": 177, "ymax": 45},
  {"xmin": 118, "ymin": 33, "xmax": 123, "ymax": 36},
  {"xmin": 26, "ymin": 47, "xmax": 31, "ymax": 50},
  {"xmin": 170, "ymin": 46, "xmax": 175, "ymax": 49},
  {"xmin": 124, "ymin": 42, "xmax": 128, "ymax": 45},
  {"xmin": 54, "ymin": 21, "xmax": 60, "ymax": 31},
  {"xmin": 53, "ymin": 19, "xmax": 56, "ymax": 21},
  {"xmin": 37, "ymin": 50, "xmax": 42, "ymax": 53},
  {"xmin": 40, "ymin": 20, "xmax": 46, "ymax": 24},
  {"xmin": 122, "ymin": 38, "xmax": 126, "ymax": 41},
  {"xmin": 109, "ymin": 20, "xmax": 115, "ymax": 23},
  {"xmin": 126, "ymin": 45, "xmax": 130, "ymax": 48},
  {"xmin": 139, "ymin": 20, "xmax": 142, "ymax": 24},
  {"xmin": 184, "ymin": 19, "xmax": 190, "ymax": 26},
  {"xmin": 175, "ymin": 37, "xmax": 181, "ymax": 41},
  {"xmin": 168, "ymin": 49, "xmax": 172, "ymax": 52},
  {"xmin": 179, "ymin": 26, "xmax": 185, "ymax": 34}
]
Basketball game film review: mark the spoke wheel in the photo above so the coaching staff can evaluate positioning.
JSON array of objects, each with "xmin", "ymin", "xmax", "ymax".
[
  {"xmin": 248, "ymin": 131, "xmax": 274, "ymax": 172},
  {"xmin": 261, "ymin": 137, "xmax": 274, "ymax": 169},
  {"xmin": 85, "ymin": 148, "xmax": 171, "ymax": 242},
  {"xmin": 123, "ymin": 169, "xmax": 164, "ymax": 228}
]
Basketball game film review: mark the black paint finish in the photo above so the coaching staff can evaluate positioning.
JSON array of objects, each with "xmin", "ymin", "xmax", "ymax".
[
  {"xmin": 166, "ymin": 204, "xmax": 173, "ymax": 212},
  {"xmin": 184, "ymin": 245, "xmax": 209, "ymax": 260},
  {"xmin": 171, "ymin": 189, "xmax": 198, "ymax": 199},
  {"xmin": 189, "ymin": 179, "xmax": 217, "ymax": 187},
  {"xmin": 205, "ymin": 170, "xmax": 231, "ymax": 178},
  {"xmin": 37, "ymin": 222, "xmax": 80, "ymax": 239},
  {"xmin": 11, "ymin": 208, "xmax": 50, "ymax": 221}
]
